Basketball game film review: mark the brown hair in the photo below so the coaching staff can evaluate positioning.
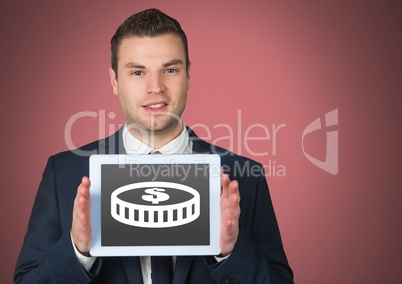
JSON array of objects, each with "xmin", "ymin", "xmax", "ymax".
[{"xmin": 110, "ymin": 8, "xmax": 190, "ymax": 78}]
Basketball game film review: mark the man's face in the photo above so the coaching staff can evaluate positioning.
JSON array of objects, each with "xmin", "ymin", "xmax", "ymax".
[{"xmin": 109, "ymin": 34, "xmax": 190, "ymax": 139}]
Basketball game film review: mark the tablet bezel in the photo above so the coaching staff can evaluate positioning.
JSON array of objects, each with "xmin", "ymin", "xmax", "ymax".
[{"xmin": 89, "ymin": 154, "xmax": 221, "ymax": 256}]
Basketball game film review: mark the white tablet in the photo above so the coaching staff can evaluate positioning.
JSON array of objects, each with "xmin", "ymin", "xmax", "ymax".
[{"xmin": 89, "ymin": 154, "xmax": 221, "ymax": 256}]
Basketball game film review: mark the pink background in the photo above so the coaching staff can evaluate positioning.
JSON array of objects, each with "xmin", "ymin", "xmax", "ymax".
[{"xmin": 1, "ymin": 1, "xmax": 401, "ymax": 283}]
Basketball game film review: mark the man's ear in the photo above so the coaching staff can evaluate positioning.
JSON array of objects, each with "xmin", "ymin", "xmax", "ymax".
[
  {"xmin": 108, "ymin": 68, "xmax": 118, "ymax": 95},
  {"xmin": 187, "ymin": 62, "xmax": 191, "ymax": 90}
]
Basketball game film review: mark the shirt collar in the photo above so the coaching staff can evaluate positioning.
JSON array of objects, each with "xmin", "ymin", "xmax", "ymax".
[{"xmin": 122, "ymin": 125, "xmax": 192, "ymax": 154}]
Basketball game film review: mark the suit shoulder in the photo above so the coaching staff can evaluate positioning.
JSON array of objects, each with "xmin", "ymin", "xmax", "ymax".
[
  {"xmin": 52, "ymin": 128, "xmax": 122, "ymax": 161},
  {"xmin": 200, "ymin": 143, "xmax": 265, "ymax": 181},
  {"xmin": 205, "ymin": 142, "xmax": 262, "ymax": 167},
  {"xmin": 190, "ymin": 129, "xmax": 262, "ymax": 168},
  {"xmin": 51, "ymin": 138, "xmax": 107, "ymax": 162}
]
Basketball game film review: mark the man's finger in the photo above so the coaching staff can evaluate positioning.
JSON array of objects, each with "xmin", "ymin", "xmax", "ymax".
[
  {"xmin": 78, "ymin": 177, "xmax": 91, "ymax": 197},
  {"xmin": 221, "ymin": 174, "xmax": 231, "ymax": 197}
]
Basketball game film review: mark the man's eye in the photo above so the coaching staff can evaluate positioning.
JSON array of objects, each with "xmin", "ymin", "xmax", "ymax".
[
  {"xmin": 166, "ymin": 69, "xmax": 176, "ymax": 73},
  {"xmin": 132, "ymin": 71, "xmax": 143, "ymax": 76}
]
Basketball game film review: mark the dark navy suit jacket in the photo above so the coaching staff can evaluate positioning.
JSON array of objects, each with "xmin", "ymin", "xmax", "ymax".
[{"xmin": 14, "ymin": 128, "xmax": 293, "ymax": 283}]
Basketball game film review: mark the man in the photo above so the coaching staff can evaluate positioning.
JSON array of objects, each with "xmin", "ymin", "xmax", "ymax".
[{"xmin": 14, "ymin": 8, "xmax": 293, "ymax": 283}]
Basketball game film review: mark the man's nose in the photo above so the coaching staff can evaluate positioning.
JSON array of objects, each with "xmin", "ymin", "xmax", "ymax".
[{"xmin": 146, "ymin": 73, "xmax": 165, "ymax": 94}]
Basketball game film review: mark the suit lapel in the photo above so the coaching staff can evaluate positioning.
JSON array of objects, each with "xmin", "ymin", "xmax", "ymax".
[
  {"xmin": 172, "ymin": 256, "xmax": 194, "ymax": 284},
  {"xmin": 121, "ymin": 257, "xmax": 144, "ymax": 283},
  {"xmin": 98, "ymin": 126, "xmax": 125, "ymax": 154},
  {"xmin": 188, "ymin": 128, "xmax": 212, "ymax": 154}
]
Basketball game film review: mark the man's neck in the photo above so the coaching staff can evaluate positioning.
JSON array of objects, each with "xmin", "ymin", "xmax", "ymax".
[{"xmin": 127, "ymin": 123, "xmax": 184, "ymax": 149}]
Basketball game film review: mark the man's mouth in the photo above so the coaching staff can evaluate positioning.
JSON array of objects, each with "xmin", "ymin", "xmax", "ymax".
[{"xmin": 146, "ymin": 103, "xmax": 166, "ymax": 109}]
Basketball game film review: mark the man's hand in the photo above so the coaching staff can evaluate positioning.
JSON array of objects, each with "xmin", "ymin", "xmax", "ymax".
[
  {"xmin": 220, "ymin": 173, "xmax": 241, "ymax": 256},
  {"xmin": 71, "ymin": 176, "xmax": 92, "ymax": 256}
]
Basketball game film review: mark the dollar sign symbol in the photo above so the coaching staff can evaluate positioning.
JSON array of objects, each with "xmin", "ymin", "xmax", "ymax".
[{"xmin": 142, "ymin": 187, "xmax": 170, "ymax": 204}]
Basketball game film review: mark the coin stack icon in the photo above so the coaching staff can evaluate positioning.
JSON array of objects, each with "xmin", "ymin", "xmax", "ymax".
[{"xmin": 111, "ymin": 181, "xmax": 200, "ymax": 228}]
